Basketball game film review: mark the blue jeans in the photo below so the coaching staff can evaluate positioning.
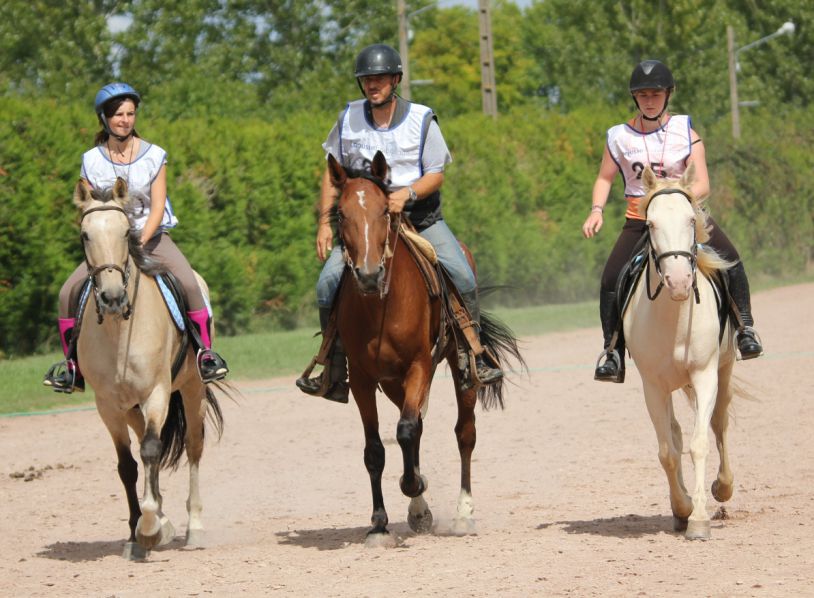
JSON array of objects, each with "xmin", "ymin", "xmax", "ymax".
[{"xmin": 316, "ymin": 219, "xmax": 477, "ymax": 308}]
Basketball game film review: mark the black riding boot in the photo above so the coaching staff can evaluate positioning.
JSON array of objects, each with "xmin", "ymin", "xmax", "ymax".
[
  {"xmin": 296, "ymin": 307, "xmax": 349, "ymax": 403},
  {"xmin": 461, "ymin": 289, "xmax": 504, "ymax": 385},
  {"xmin": 728, "ymin": 262, "xmax": 763, "ymax": 359},
  {"xmin": 594, "ymin": 289, "xmax": 625, "ymax": 383}
]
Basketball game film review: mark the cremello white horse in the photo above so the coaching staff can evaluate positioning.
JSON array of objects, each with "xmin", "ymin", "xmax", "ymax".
[
  {"xmin": 624, "ymin": 166, "xmax": 736, "ymax": 540},
  {"xmin": 74, "ymin": 178, "xmax": 224, "ymax": 559}
]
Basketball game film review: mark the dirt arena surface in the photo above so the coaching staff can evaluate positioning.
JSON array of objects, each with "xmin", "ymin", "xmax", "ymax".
[{"xmin": 1, "ymin": 283, "xmax": 812, "ymax": 597}]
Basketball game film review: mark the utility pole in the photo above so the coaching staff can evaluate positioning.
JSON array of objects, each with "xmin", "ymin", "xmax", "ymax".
[
  {"xmin": 478, "ymin": 0, "xmax": 497, "ymax": 117},
  {"xmin": 397, "ymin": 0, "xmax": 411, "ymax": 100},
  {"xmin": 727, "ymin": 25, "xmax": 740, "ymax": 140}
]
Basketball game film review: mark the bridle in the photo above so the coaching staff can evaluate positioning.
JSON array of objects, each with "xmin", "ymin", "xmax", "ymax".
[
  {"xmin": 80, "ymin": 204, "xmax": 137, "ymax": 323},
  {"xmin": 339, "ymin": 197, "xmax": 401, "ymax": 299},
  {"xmin": 644, "ymin": 188, "xmax": 700, "ymax": 304}
]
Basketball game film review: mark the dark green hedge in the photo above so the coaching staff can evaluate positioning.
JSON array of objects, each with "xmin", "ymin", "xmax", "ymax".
[{"xmin": 1, "ymin": 98, "xmax": 811, "ymax": 357}]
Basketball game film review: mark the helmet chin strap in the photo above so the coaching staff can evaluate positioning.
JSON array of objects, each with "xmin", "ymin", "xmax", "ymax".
[
  {"xmin": 100, "ymin": 114, "xmax": 133, "ymax": 142},
  {"xmin": 637, "ymin": 91, "xmax": 671, "ymax": 122}
]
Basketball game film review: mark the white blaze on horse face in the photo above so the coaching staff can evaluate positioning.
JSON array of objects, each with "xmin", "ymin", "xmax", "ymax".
[{"xmin": 355, "ymin": 189, "xmax": 374, "ymax": 272}]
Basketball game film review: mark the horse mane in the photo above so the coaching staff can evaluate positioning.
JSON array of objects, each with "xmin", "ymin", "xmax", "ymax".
[
  {"xmin": 88, "ymin": 186, "xmax": 167, "ymax": 277},
  {"xmin": 637, "ymin": 178, "xmax": 732, "ymax": 278}
]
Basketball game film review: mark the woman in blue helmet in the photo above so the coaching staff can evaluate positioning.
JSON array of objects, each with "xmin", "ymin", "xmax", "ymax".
[{"xmin": 43, "ymin": 83, "xmax": 228, "ymax": 392}]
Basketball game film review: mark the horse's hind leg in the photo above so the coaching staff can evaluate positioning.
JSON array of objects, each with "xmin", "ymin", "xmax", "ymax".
[
  {"xmin": 180, "ymin": 381, "xmax": 208, "ymax": 546},
  {"xmin": 452, "ymin": 375, "xmax": 478, "ymax": 535},
  {"xmin": 642, "ymin": 382, "xmax": 692, "ymax": 531},
  {"xmin": 710, "ymin": 361, "xmax": 735, "ymax": 503}
]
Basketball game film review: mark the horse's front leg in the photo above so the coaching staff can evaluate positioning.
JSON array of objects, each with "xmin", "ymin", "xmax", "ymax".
[
  {"xmin": 642, "ymin": 380, "xmax": 692, "ymax": 531},
  {"xmin": 451, "ymin": 371, "xmax": 478, "ymax": 535},
  {"xmin": 96, "ymin": 401, "xmax": 147, "ymax": 559},
  {"xmin": 685, "ymin": 371, "xmax": 719, "ymax": 540},
  {"xmin": 350, "ymin": 372, "xmax": 394, "ymax": 547},
  {"xmin": 135, "ymin": 386, "xmax": 175, "ymax": 550}
]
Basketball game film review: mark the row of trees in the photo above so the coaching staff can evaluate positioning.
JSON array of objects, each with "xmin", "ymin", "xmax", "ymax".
[
  {"xmin": 1, "ymin": 0, "xmax": 812, "ymax": 356},
  {"xmin": 2, "ymin": 1, "xmax": 811, "ymax": 122}
]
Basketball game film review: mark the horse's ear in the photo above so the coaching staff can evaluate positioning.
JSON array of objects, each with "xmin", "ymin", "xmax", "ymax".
[
  {"xmin": 112, "ymin": 177, "xmax": 128, "ymax": 204},
  {"xmin": 73, "ymin": 179, "xmax": 93, "ymax": 210},
  {"xmin": 327, "ymin": 154, "xmax": 346, "ymax": 188},
  {"xmin": 370, "ymin": 151, "xmax": 388, "ymax": 182},
  {"xmin": 642, "ymin": 166, "xmax": 658, "ymax": 192},
  {"xmin": 680, "ymin": 162, "xmax": 696, "ymax": 191}
]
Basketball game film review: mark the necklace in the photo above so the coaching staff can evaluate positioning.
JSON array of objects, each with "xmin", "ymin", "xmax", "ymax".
[
  {"xmin": 107, "ymin": 137, "xmax": 136, "ymax": 184},
  {"xmin": 372, "ymin": 102, "xmax": 396, "ymax": 129},
  {"xmin": 639, "ymin": 114, "xmax": 670, "ymax": 178}
]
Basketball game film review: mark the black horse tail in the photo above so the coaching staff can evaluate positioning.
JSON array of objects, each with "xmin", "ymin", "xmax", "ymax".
[
  {"xmin": 159, "ymin": 387, "xmax": 226, "ymax": 471},
  {"xmin": 159, "ymin": 391, "xmax": 187, "ymax": 470},
  {"xmin": 476, "ymin": 310, "xmax": 526, "ymax": 411}
]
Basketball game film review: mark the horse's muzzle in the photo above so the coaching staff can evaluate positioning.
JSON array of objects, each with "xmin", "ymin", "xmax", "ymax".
[
  {"xmin": 354, "ymin": 266, "xmax": 385, "ymax": 294},
  {"xmin": 98, "ymin": 288, "xmax": 130, "ymax": 314}
]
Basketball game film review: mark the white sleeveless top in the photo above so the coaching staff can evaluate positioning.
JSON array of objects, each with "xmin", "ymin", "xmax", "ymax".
[
  {"xmin": 80, "ymin": 141, "xmax": 178, "ymax": 233},
  {"xmin": 336, "ymin": 99, "xmax": 438, "ymax": 188},
  {"xmin": 607, "ymin": 114, "xmax": 692, "ymax": 219}
]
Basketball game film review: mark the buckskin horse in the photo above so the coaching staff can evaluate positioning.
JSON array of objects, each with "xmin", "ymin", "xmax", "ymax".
[
  {"xmin": 624, "ymin": 166, "xmax": 737, "ymax": 540},
  {"xmin": 326, "ymin": 151, "xmax": 522, "ymax": 546},
  {"xmin": 73, "ymin": 178, "xmax": 224, "ymax": 559}
]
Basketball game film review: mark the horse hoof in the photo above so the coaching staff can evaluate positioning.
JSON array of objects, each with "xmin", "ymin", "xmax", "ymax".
[
  {"xmin": 685, "ymin": 519, "xmax": 711, "ymax": 540},
  {"xmin": 158, "ymin": 516, "xmax": 176, "ymax": 546},
  {"xmin": 364, "ymin": 531, "xmax": 397, "ymax": 549},
  {"xmin": 711, "ymin": 479, "xmax": 733, "ymax": 502},
  {"xmin": 185, "ymin": 528, "xmax": 206, "ymax": 547},
  {"xmin": 673, "ymin": 516, "xmax": 689, "ymax": 532},
  {"xmin": 122, "ymin": 541, "xmax": 149, "ymax": 560},
  {"xmin": 408, "ymin": 507, "xmax": 433, "ymax": 534},
  {"xmin": 451, "ymin": 516, "xmax": 477, "ymax": 536}
]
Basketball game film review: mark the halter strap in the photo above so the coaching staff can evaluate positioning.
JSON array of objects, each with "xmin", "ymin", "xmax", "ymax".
[
  {"xmin": 80, "ymin": 204, "xmax": 135, "ymax": 322},
  {"xmin": 644, "ymin": 187, "xmax": 700, "ymax": 304}
]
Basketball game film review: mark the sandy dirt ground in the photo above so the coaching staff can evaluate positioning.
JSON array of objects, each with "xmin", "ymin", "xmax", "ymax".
[{"xmin": 1, "ymin": 283, "xmax": 812, "ymax": 597}]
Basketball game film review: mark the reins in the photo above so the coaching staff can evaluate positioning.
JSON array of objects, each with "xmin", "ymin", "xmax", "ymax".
[{"xmin": 644, "ymin": 188, "xmax": 700, "ymax": 304}]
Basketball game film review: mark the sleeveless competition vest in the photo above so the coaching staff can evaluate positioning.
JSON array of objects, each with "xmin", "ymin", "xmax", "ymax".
[
  {"xmin": 607, "ymin": 114, "xmax": 692, "ymax": 220},
  {"xmin": 81, "ymin": 141, "xmax": 178, "ymax": 233}
]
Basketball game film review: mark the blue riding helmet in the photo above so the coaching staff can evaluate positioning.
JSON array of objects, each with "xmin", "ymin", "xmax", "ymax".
[{"xmin": 94, "ymin": 82, "xmax": 141, "ymax": 115}]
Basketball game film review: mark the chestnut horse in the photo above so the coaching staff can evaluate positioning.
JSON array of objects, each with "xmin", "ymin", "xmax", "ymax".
[
  {"xmin": 624, "ymin": 166, "xmax": 737, "ymax": 540},
  {"xmin": 328, "ymin": 151, "xmax": 522, "ymax": 546},
  {"xmin": 74, "ymin": 178, "xmax": 224, "ymax": 559}
]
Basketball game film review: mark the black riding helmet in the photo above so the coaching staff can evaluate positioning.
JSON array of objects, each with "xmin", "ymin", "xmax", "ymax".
[
  {"xmin": 354, "ymin": 44, "xmax": 403, "ymax": 105},
  {"xmin": 629, "ymin": 60, "xmax": 675, "ymax": 121}
]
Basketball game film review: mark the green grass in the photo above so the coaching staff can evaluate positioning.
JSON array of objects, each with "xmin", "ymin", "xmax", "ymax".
[
  {"xmin": 5, "ymin": 272, "xmax": 811, "ymax": 416},
  {"xmin": 0, "ymin": 301, "xmax": 598, "ymax": 416}
]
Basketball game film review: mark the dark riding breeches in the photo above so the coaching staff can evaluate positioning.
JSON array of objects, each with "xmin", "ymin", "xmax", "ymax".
[{"xmin": 600, "ymin": 217, "xmax": 740, "ymax": 293}]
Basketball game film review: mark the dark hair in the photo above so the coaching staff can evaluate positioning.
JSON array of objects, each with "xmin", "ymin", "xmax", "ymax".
[{"xmin": 93, "ymin": 96, "xmax": 141, "ymax": 146}]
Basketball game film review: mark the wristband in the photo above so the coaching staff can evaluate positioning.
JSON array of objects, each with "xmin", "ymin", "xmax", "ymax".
[{"xmin": 591, "ymin": 205, "xmax": 604, "ymax": 214}]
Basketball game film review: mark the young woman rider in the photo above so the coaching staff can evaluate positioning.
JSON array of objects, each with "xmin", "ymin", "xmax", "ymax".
[{"xmin": 583, "ymin": 60, "xmax": 763, "ymax": 383}]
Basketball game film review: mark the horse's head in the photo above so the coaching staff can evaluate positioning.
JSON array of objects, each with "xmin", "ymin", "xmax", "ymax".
[
  {"xmin": 638, "ymin": 164, "xmax": 711, "ymax": 302},
  {"xmin": 328, "ymin": 151, "xmax": 393, "ymax": 295},
  {"xmin": 74, "ymin": 177, "xmax": 137, "ymax": 317}
]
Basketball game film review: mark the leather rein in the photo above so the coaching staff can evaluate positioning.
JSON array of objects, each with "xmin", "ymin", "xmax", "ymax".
[{"xmin": 644, "ymin": 188, "xmax": 700, "ymax": 304}]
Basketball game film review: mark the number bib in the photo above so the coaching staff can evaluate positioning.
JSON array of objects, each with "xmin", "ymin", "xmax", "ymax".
[{"xmin": 606, "ymin": 115, "xmax": 692, "ymax": 219}]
